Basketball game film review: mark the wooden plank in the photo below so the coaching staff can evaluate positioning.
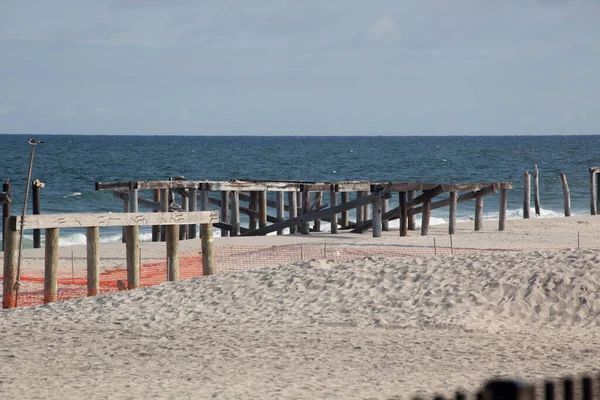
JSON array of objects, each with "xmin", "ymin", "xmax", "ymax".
[
  {"xmin": 449, "ymin": 191, "xmax": 457, "ymax": 235},
  {"xmin": 399, "ymin": 192, "xmax": 407, "ymax": 237},
  {"xmin": 499, "ymin": 188, "xmax": 508, "ymax": 231},
  {"xmin": 10, "ymin": 211, "xmax": 219, "ymax": 230},
  {"xmin": 258, "ymin": 191, "xmax": 267, "ymax": 228},
  {"xmin": 474, "ymin": 195, "xmax": 483, "ymax": 231},
  {"xmin": 188, "ymin": 188, "xmax": 197, "ymax": 239},
  {"xmin": 213, "ymin": 222, "xmax": 249, "ymax": 235},
  {"xmin": 166, "ymin": 224, "xmax": 179, "ymax": 281},
  {"xmin": 2, "ymin": 226, "xmax": 17, "ymax": 308},
  {"xmin": 230, "ymin": 191, "xmax": 240, "ymax": 236},
  {"xmin": 533, "ymin": 164, "xmax": 541, "ymax": 216},
  {"xmin": 220, "ymin": 191, "xmax": 230, "ymax": 237},
  {"xmin": 86, "ymin": 226, "xmax": 100, "ymax": 296},
  {"xmin": 276, "ymin": 192, "xmax": 285, "ymax": 235},
  {"xmin": 44, "ymin": 227, "xmax": 59, "ymax": 303},
  {"xmin": 201, "ymin": 223, "xmax": 215, "ymax": 275},
  {"xmin": 95, "ymin": 181, "xmax": 135, "ymax": 191},
  {"xmin": 329, "ymin": 189, "xmax": 338, "ymax": 234},
  {"xmin": 372, "ymin": 197, "xmax": 382, "ymax": 238},
  {"xmin": 243, "ymin": 190, "xmax": 387, "ymax": 237},
  {"xmin": 200, "ymin": 181, "xmax": 301, "ymax": 192},
  {"xmin": 524, "ymin": 171, "xmax": 531, "ymax": 218},
  {"xmin": 126, "ymin": 225, "xmax": 140, "ymax": 289},
  {"xmin": 559, "ymin": 172, "xmax": 571, "ymax": 217},
  {"xmin": 288, "ymin": 192, "xmax": 297, "ymax": 234}
]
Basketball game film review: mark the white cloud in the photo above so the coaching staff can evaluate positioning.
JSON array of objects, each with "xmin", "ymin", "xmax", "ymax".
[{"xmin": 366, "ymin": 16, "xmax": 398, "ymax": 41}]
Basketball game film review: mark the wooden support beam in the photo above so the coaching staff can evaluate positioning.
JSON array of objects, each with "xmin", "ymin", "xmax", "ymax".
[
  {"xmin": 559, "ymin": 172, "xmax": 571, "ymax": 217},
  {"xmin": 474, "ymin": 195, "xmax": 483, "ymax": 231},
  {"xmin": 188, "ymin": 188, "xmax": 197, "ymax": 239},
  {"xmin": 409, "ymin": 186, "xmax": 497, "ymax": 216},
  {"xmin": 313, "ymin": 191, "xmax": 322, "ymax": 231},
  {"xmin": 381, "ymin": 197, "xmax": 389, "ymax": 231},
  {"xmin": 499, "ymin": 188, "xmax": 508, "ymax": 231},
  {"xmin": 126, "ymin": 225, "xmax": 140, "ymax": 289},
  {"xmin": 372, "ymin": 197, "xmax": 382, "ymax": 238},
  {"xmin": 248, "ymin": 191, "xmax": 258, "ymax": 231},
  {"xmin": 329, "ymin": 189, "xmax": 338, "ymax": 234},
  {"xmin": 363, "ymin": 191, "xmax": 370, "ymax": 222},
  {"xmin": 179, "ymin": 189, "xmax": 188, "ymax": 240},
  {"xmin": 121, "ymin": 194, "xmax": 128, "ymax": 243},
  {"xmin": 276, "ymin": 192, "xmax": 285, "ymax": 235},
  {"xmin": 152, "ymin": 189, "xmax": 161, "ymax": 242},
  {"xmin": 2, "ymin": 225, "xmax": 17, "ymax": 308},
  {"xmin": 258, "ymin": 191, "xmax": 267, "ymax": 229},
  {"xmin": 86, "ymin": 226, "xmax": 100, "ymax": 296},
  {"xmin": 533, "ymin": 164, "xmax": 541, "ymax": 216},
  {"xmin": 220, "ymin": 191, "xmax": 230, "ymax": 237},
  {"xmin": 341, "ymin": 192, "xmax": 349, "ymax": 227},
  {"xmin": 213, "ymin": 222, "xmax": 249, "ymax": 235},
  {"xmin": 32, "ymin": 180, "xmax": 42, "ymax": 249},
  {"xmin": 355, "ymin": 191, "xmax": 364, "ymax": 229},
  {"xmin": 230, "ymin": 191, "xmax": 240, "ymax": 236},
  {"xmin": 523, "ymin": 171, "xmax": 531, "ymax": 218},
  {"xmin": 301, "ymin": 188, "xmax": 310, "ymax": 234},
  {"xmin": 44, "ymin": 227, "xmax": 59, "ymax": 303},
  {"xmin": 160, "ymin": 188, "xmax": 169, "ymax": 241},
  {"xmin": 421, "ymin": 199, "xmax": 431, "ymax": 236},
  {"xmin": 592, "ymin": 170, "xmax": 598, "ymax": 215},
  {"xmin": 1, "ymin": 179, "xmax": 11, "ymax": 253},
  {"xmin": 399, "ymin": 192, "xmax": 407, "ymax": 237},
  {"xmin": 288, "ymin": 192, "xmax": 297, "ymax": 234},
  {"xmin": 407, "ymin": 190, "xmax": 416, "ymax": 230},
  {"xmin": 244, "ymin": 190, "xmax": 388, "ymax": 237},
  {"xmin": 449, "ymin": 191, "xmax": 457, "ymax": 235},
  {"xmin": 166, "ymin": 224, "xmax": 179, "ymax": 281},
  {"xmin": 201, "ymin": 223, "xmax": 215, "ymax": 275}
]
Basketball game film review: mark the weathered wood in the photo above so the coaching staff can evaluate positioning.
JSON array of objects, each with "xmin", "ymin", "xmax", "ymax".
[
  {"xmin": 523, "ymin": 171, "xmax": 531, "ymax": 219},
  {"xmin": 160, "ymin": 188, "xmax": 169, "ymax": 241},
  {"xmin": 44, "ymin": 227, "xmax": 59, "ymax": 303},
  {"xmin": 591, "ymin": 169, "xmax": 598, "ymax": 215},
  {"xmin": 188, "ymin": 188, "xmax": 197, "ymax": 239},
  {"xmin": 483, "ymin": 380, "xmax": 535, "ymax": 400},
  {"xmin": 179, "ymin": 189, "xmax": 189, "ymax": 240},
  {"xmin": 201, "ymin": 180, "xmax": 301, "ymax": 192},
  {"xmin": 244, "ymin": 190, "xmax": 388, "ymax": 237},
  {"xmin": 329, "ymin": 189, "xmax": 338, "ymax": 234},
  {"xmin": 372, "ymin": 197, "xmax": 383, "ymax": 238},
  {"xmin": 355, "ymin": 191, "xmax": 364, "ymax": 228},
  {"xmin": 499, "ymin": 188, "xmax": 508, "ymax": 231},
  {"xmin": 86, "ymin": 226, "xmax": 100, "ymax": 296},
  {"xmin": 533, "ymin": 164, "xmax": 541, "ymax": 216},
  {"xmin": 399, "ymin": 192, "xmax": 407, "ymax": 237},
  {"xmin": 313, "ymin": 191, "xmax": 322, "ymax": 231},
  {"xmin": 341, "ymin": 192, "xmax": 350, "ymax": 227},
  {"xmin": 121, "ymin": 195, "xmax": 128, "ymax": 243},
  {"xmin": 363, "ymin": 191, "xmax": 371, "ymax": 221},
  {"xmin": 276, "ymin": 192, "xmax": 285, "ymax": 235},
  {"xmin": 220, "ymin": 191, "xmax": 230, "ymax": 237},
  {"xmin": 558, "ymin": 172, "xmax": 569, "ymax": 217},
  {"xmin": 407, "ymin": 190, "xmax": 416, "ymax": 230},
  {"xmin": 421, "ymin": 199, "xmax": 431, "ymax": 236},
  {"xmin": 1, "ymin": 179, "xmax": 10, "ymax": 252},
  {"xmin": 199, "ymin": 189, "xmax": 209, "ymax": 211},
  {"xmin": 2, "ymin": 225, "xmax": 17, "ymax": 308},
  {"xmin": 32, "ymin": 180, "xmax": 42, "ymax": 248},
  {"xmin": 449, "ymin": 191, "xmax": 457, "ymax": 235},
  {"xmin": 201, "ymin": 223, "xmax": 215, "ymax": 275},
  {"xmin": 381, "ymin": 197, "xmax": 389, "ymax": 231},
  {"xmin": 166, "ymin": 224, "xmax": 179, "ymax": 281},
  {"xmin": 129, "ymin": 188, "xmax": 139, "ymax": 213},
  {"xmin": 380, "ymin": 181, "xmax": 512, "ymax": 192},
  {"xmin": 230, "ymin": 191, "xmax": 240, "ymax": 236},
  {"xmin": 125, "ymin": 225, "xmax": 140, "ymax": 289},
  {"xmin": 10, "ymin": 211, "xmax": 218, "ymax": 230},
  {"xmin": 409, "ymin": 186, "xmax": 497, "ymax": 216},
  {"xmin": 474, "ymin": 195, "xmax": 484, "ymax": 231},
  {"xmin": 258, "ymin": 191, "xmax": 267, "ymax": 229},
  {"xmin": 152, "ymin": 189, "xmax": 161, "ymax": 241},
  {"xmin": 301, "ymin": 188, "xmax": 310, "ymax": 234},
  {"xmin": 248, "ymin": 191, "xmax": 258, "ymax": 231},
  {"xmin": 288, "ymin": 192, "xmax": 297, "ymax": 234},
  {"xmin": 213, "ymin": 222, "xmax": 249, "ymax": 234},
  {"xmin": 596, "ymin": 173, "xmax": 600, "ymax": 215}
]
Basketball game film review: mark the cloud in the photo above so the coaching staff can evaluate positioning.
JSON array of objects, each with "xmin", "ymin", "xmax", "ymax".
[{"xmin": 366, "ymin": 16, "xmax": 398, "ymax": 41}]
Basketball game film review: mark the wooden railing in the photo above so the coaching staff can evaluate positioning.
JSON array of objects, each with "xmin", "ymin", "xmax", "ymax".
[{"xmin": 2, "ymin": 211, "xmax": 218, "ymax": 308}]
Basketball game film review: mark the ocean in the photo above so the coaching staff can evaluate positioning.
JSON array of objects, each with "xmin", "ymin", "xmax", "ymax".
[{"xmin": 1, "ymin": 134, "xmax": 599, "ymax": 247}]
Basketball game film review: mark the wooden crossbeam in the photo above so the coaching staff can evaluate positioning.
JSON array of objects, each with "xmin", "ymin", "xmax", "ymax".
[{"xmin": 409, "ymin": 185, "xmax": 497, "ymax": 216}]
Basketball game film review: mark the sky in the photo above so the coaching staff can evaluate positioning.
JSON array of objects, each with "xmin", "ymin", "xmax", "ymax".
[{"xmin": 0, "ymin": 0, "xmax": 599, "ymax": 135}]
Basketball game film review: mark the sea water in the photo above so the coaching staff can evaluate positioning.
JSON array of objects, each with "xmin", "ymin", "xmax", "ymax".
[{"xmin": 1, "ymin": 134, "xmax": 598, "ymax": 247}]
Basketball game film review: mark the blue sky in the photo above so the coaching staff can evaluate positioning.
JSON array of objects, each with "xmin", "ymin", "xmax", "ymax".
[{"xmin": 1, "ymin": 0, "xmax": 598, "ymax": 135}]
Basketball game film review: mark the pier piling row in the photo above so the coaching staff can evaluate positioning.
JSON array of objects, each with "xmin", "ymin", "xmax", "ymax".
[{"xmin": 95, "ymin": 179, "xmax": 513, "ymax": 239}]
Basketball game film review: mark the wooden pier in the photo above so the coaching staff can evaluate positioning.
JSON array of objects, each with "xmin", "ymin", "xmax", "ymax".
[{"xmin": 95, "ymin": 179, "xmax": 513, "ymax": 238}]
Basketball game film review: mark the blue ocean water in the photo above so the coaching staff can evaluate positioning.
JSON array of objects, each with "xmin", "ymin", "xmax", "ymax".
[{"xmin": 1, "ymin": 134, "xmax": 599, "ymax": 247}]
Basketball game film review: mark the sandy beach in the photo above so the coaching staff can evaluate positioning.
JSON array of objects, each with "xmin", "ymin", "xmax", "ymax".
[{"xmin": 2, "ymin": 216, "xmax": 600, "ymax": 399}]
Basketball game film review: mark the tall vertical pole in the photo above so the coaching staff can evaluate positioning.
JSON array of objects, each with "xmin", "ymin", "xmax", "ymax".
[
  {"xmin": 32, "ymin": 180, "xmax": 42, "ymax": 248},
  {"xmin": 2, "ymin": 179, "xmax": 11, "ymax": 252}
]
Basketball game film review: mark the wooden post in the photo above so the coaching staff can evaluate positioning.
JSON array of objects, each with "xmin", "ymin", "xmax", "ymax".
[
  {"xmin": 248, "ymin": 191, "xmax": 257, "ymax": 231},
  {"xmin": 407, "ymin": 190, "xmax": 416, "ymax": 230},
  {"xmin": 288, "ymin": 192, "xmax": 297, "ymax": 234},
  {"xmin": 160, "ymin": 188, "xmax": 169, "ymax": 241},
  {"xmin": 421, "ymin": 199, "xmax": 431, "ymax": 236},
  {"xmin": 301, "ymin": 187, "xmax": 310, "ymax": 234},
  {"xmin": 363, "ymin": 191, "xmax": 370, "ymax": 222},
  {"xmin": 2, "ymin": 226, "xmax": 17, "ymax": 308},
  {"xmin": 86, "ymin": 226, "xmax": 100, "ymax": 296},
  {"xmin": 499, "ymin": 189, "xmax": 508, "ymax": 231},
  {"xmin": 557, "ymin": 172, "xmax": 568, "ymax": 217},
  {"xmin": 44, "ymin": 227, "xmax": 59, "ymax": 303},
  {"xmin": 201, "ymin": 223, "xmax": 214, "ymax": 275},
  {"xmin": 258, "ymin": 191, "xmax": 267, "ymax": 229},
  {"xmin": 230, "ymin": 191, "xmax": 240, "ymax": 236},
  {"xmin": 129, "ymin": 187, "xmax": 139, "ymax": 213},
  {"xmin": 2, "ymin": 179, "xmax": 10, "ymax": 252},
  {"xmin": 372, "ymin": 197, "xmax": 382, "ymax": 238},
  {"xmin": 475, "ymin": 195, "xmax": 484, "ymax": 231},
  {"xmin": 121, "ymin": 195, "xmax": 128, "ymax": 243},
  {"xmin": 188, "ymin": 188, "xmax": 197, "ymax": 239},
  {"xmin": 152, "ymin": 189, "xmax": 161, "ymax": 242},
  {"xmin": 32, "ymin": 180, "xmax": 42, "ymax": 248},
  {"xmin": 381, "ymin": 197, "xmax": 389, "ymax": 231},
  {"xmin": 125, "ymin": 225, "xmax": 140, "ymax": 289},
  {"xmin": 166, "ymin": 224, "xmax": 179, "ymax": 281},
  {"xmin": 533, "ymin": 164, "xmax": 541, "ymax": 216},
  {"xmin": 179, "ymin": 190, "xmax": 189, "ymax": 240},
  {"xmin": 220, "ymin": 191, "xmax": 229, "ymax": 237},
  {"xmin": 596, "ymin": 173, "xmax": 600, "ymax": 214},
  {"xmin": 313, "ymin": 191, "xmax": 322, "ymax": 231},
  {"xmin": 399, "ymin": 192, "xmax": 407, "ymax": 237},
  {"xmin": 341, "ymin": 192, "xmax": 349, "ymax": 226},
  {"xmin": 199, "ymin": 189, "xmax": 209, "ymax": 237},
  {"xmin": 590, "ymin": 170, "xmax": 597, "ymax": 215},
  {"xmin": 276, "ymin": 192, "xmax": 285, "ymax": 235},
  {"xmin": 355, "ymin": 191, "xmax": 364, "ymax": 228},
  {"xmin": 329, "ymin": 189, "xmax": 338, "ymax": 234},
  {"xmin": 523, "ymin": 171, "xmax": 531, "ymax": 219},
  {"xmin": 448, "ymin": 191, "xmax": 457, "ymax": 235}
]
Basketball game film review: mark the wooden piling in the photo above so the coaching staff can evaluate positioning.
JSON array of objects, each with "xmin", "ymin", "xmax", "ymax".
[
  {"xmin": 129, "ymin": 187, "xmax": 139, "ymax": 213},
  {"xmin": 188, "ymin": 188, "xmax": 197, "ymax": 239},
  {"xmin": 523, "ymin": 171, "xmax": 531, "ymax": 219},
  {"xmin": 329, "ymin": 188, "xmax": 338, "ymax": 234},
  {"xmin": 313, "ymin": 191, "xmax": 322, "ymax": 231},
  {"xmin": 2, "ymin": 225, "xmax": 17, "ymax": 308},
  {"xmin": 86, "ymin": 226, "xmax": 100, "ymax": 296},
  {"xmin": 160, "ymin": 188, "xmax": 169, "ymax": 241},
  {"xmin": 258, "ymin": 191, "xmax": 267, "ymax": 229},
  {"xmin": 44, "ymin": 227, "xmax": 59, "ymax": 303},
  {"xmin": 363, "ymin": 191, "xmax": 370, "ymax": 221},
  {"xmin": 125, "ymin": 225, "xmax": 140, "ymax": 289},
  {"xmin": 421, "ymin": 199, "xmax": 431, "ymax": 236},
  {"xmin": 372, "ymin": 197, "xmax": 383, "ymax": 238},
  {"xmin": 356, "ymin": 191, "xmax": 364, "ymax": 228},
  {"xmin": 499, "ymin": 188, "xmax": 508, "ymax": 231},
  {"xmin": 230, "ymin": 191, "xmax": 240, "ymax": 236},
  {"xmin": 382, "ymin": 197, "xmax": 389, "ymax": 231},
  {"xmin": 166, "ymin": 224, "xmax": 179, "ymax": 281},
  {"xmin": 596, "ymin": 173, "xmax": 600, "ymax": 214},
  {"xmin": 121, "ymin": 195, "xmax": 128, "ymax": 243},
  {"xmin": 288, "ymin": 192, "xmax": 297, "ymax": 234},
  {"xmin": 407, "ymin": 190, "xmax": 416, "ymax": 230},
  {"xmin": 533, "ymin": 164, "xmax": 541, "ymax": 216},
  {"xmin": 220, "ymin": 191, "xmax": 230, "ymax": 237},
  {"xmin": 32, "ymin": 180, "xmax": 42, "ymax": 248},
  {"xmin": 201, "ymin": 223, "xmax": 214, "ymax": 275},
  {"xmin": 276, "ymin": 192, "xmax": 285, "ymax": 235},
  {"xmin": 475, "ymin": 195, "xmax": 483, "ymax": 231},
  {"xmin": 248, "ymin": 191, "xmax": 258, "ymax": 231},
  {"xmin": 2, "ymin": 179, "xmax": 10, "ymax": 252},
  {"xmin": 590, "ymin": 169, "xmax": 597, "ymax": 215},
  {"xmin": 399, "ymin": 191, "xmax": 407, "ymax": 237},
  {"xmin": 179, "ymin": 190, "xmax": 188, "ymax": 240},
  {"xmin": 341, "ymin": 192, "xmax": 349, "ymax": 227},
  {"xmin": 152, "ymin": 189, "xmax": 161, "ymax": 242},
  {"xmin": 301, "ymin": 188, "xmax": 310, "ymax": 234},
  {"xmin": 449, "ymin": 191, "xmax": 457, "ymax": 235}
]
